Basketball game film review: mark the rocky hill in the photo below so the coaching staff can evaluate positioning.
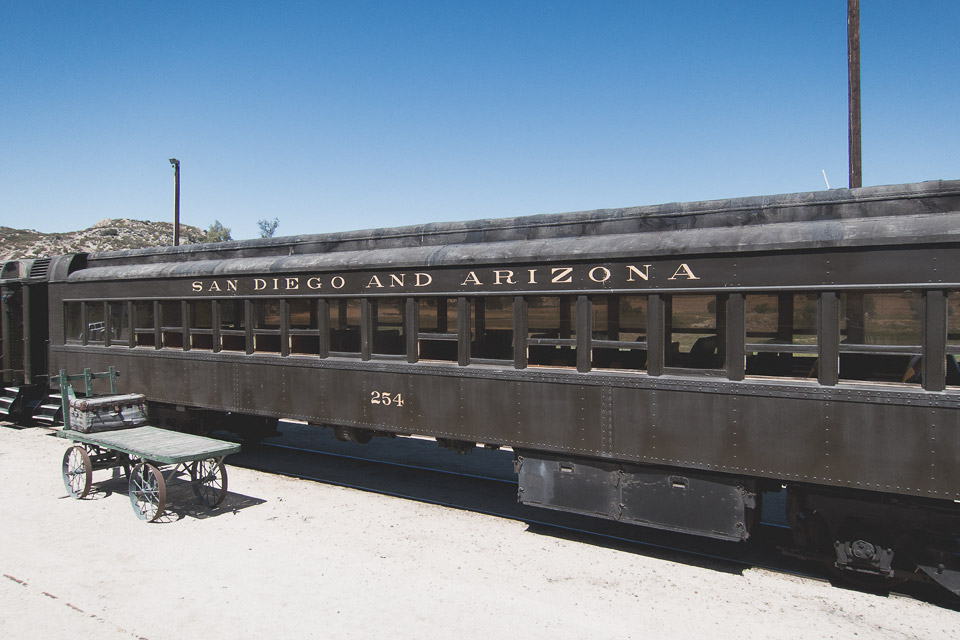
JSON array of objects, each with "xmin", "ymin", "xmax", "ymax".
[{"xmin": 0, "ymin": 219, "xmax": 207, "ymax": 260}]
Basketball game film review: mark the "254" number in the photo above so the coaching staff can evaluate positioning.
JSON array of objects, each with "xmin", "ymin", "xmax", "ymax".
[{"xmin": 370, "ymin": 391, "xmax": 404, "ymax": 407}]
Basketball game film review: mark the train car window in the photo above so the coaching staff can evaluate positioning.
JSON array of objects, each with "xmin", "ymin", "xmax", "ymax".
[
  {"xmin": 417, "ymin": 297, "xmax": 458, "ymax": 362},
  {"xmin": 372, "ymin": 298, "xmax": 404, "ymax": 356},
  {"xmin": 288, "ymin": 300, "xmax": 316, "ymax": 329},
  {"xmin": 527, "ymin": 296, "xmax": 577, "ymax": 368},
  {"xmin": 108, "ymin": 302, "xmax": 130, "ymax": 346},
  {"xmin": 218, "ymin": 300, "xmax": 246, "ymax": 352},
  {"xmin": 160, "ymin": 301, "xmax": 183, "ymax": 349},
  {"xmin": 188, "ymin": 300, "xmax": 213, "ymax": 351},
  {"xmin": 949, "ymin": 293, "xmax": 960, "ymax": 347},
  {"xmin": 745, "ymin": 293, "xmax": 818, "ymax": 379},
  {"xmin": 64, "ymin": 302, "xmax": 83, "ymax": 343},
  {"xmin": 288, "ymin": 299, "xmax": 320, "ymax": 355},
  {"xmin": 838, "ymin": 291, "xmax": 921, "ymax": 384},
  {"xmin": 220, "ymin": 300, "xmax": 245, "ymax": 329},
  {"xmin": 590, "ymin": 295, "xmax": 647, "ymax": 371},
  {"xmin": 665, "ymin": 294, "xmax": 725, "ymax": 370},
  {"xmin": 329, "ymin": 298, "xmax": 361, "ymax": 354},
  {"xmin": 419, "ymin": 298, "xmax": 457, "ymax": 333},
  {"xmin": 470, "ymin": 296, "xmax": 513, "ymax": 362},
  {"xmin": 946, "ymin": 293, "xmax": 960, "ymax": 388},
  {"xmin": 253, "ymin": 300, "xmax": 281, "ymax": 330},
  {"xmin": 252, "ymin": 299, "xmax": 282, "ymax": 353},
  {"xmin": 133, "ymin": 301, "xmax": 155, "ymax": 347},
  {"xmin": 87, "ymin": 302, "xmax": 106, "ymax": 344}
]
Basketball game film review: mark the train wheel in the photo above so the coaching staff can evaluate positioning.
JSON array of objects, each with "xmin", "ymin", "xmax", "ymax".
[
  {"xmin": 351, "ymin": 428, "xmax": 374, "ymax": 444},
  {"xmin": 190, "ymin": 459, "xmax": 228, "ymax": 507},
  {"xmin": 62, "ymin": 446, "xmax": 92, "ymax": 499},
  {"xmin": 830, "ymin": 520, "xmax": 908, "ymax": 592},
  {"xmin": 829, "ymin": 565, "xmax": 908, "ymax": 592},
  {"xmin": 129, "ymin": 463, "xmax": 166, "ymax": 522},
  {"xmin": 332, "ymin": 425, "xmax": 373, "ymax": 444}
]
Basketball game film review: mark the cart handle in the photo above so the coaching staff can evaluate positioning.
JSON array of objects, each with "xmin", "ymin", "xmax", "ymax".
[{"xmin": 57, "ymin": 367, "xmax": 121, "ymax": 431}]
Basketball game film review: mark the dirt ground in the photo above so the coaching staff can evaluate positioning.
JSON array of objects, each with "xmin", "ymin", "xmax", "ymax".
[{"xmin": 1, "ymin": 424, "xmax": 957, "ymax": 640}]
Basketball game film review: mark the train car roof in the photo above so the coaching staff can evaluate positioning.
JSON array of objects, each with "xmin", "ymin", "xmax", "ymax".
[{"xmin": 62, "ymin": 178, "xmax": 960, "ymax": 281}]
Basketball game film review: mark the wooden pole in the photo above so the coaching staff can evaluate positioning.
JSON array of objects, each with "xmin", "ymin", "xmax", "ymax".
[
  {"xmin": 848, "ymin": 0, "xmax": 862, "ymax": 188},
  {"xmin": 169, "ymin": 158, "xmax": 181, "ymax": 246}
]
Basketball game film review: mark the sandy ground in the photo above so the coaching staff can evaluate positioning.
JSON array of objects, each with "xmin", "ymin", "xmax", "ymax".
[{"xmin": 1, "ymin": 424, "xmax": 957, "ymax": 640}]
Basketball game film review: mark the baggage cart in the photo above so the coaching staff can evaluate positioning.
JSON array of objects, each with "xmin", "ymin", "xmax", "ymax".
[
  {"xmin": 53, "ymin": 367, "xmax": 241, "ymax": 522},
  {"xmin": 57, "ymin": 426, "xmax": 241, "ymax": 522}
]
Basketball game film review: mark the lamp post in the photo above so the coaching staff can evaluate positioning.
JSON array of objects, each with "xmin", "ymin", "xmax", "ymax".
[{"xmin": 169, "ymin": 158, "xmax": 180, "ymax": 246}]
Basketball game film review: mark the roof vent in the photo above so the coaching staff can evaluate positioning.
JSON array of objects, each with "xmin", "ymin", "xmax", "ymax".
[
  {"xmin": 29, "ymin": 257, "xmax": 51, "ymax": 279},
  {"xmin": 0, "ymin": 261, "xmax": 19, "ymax": 280}
]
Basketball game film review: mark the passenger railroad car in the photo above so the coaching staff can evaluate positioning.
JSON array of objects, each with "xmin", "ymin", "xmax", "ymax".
[{"xmin": 2, "ymin": 179, "xmax": 958, "ymax": 593}]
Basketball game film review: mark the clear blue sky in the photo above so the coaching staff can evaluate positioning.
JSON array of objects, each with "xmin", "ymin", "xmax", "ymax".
[{"xmin": 1, "ymin": 2, "xmax": 957, "ymax": 241}]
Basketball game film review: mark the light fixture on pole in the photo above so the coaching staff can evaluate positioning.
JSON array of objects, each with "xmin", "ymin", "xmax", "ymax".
[{"xmin": 169, "ymin": 158, "xmax": 180, "ymax": 246}]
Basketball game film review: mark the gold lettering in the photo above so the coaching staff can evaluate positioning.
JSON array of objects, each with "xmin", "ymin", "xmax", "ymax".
[
  {"xmin": 331, "ymin": 276, "xmax": 346, "ymax": 289},
  {"xmin": 415, "ymin": 273, "xmax": 433, "ymax": 287},
  {"xmin": 192, "ymin": 281, "xmax": 203, "ymax": 292},
  {"xmin": 528, "ymin": 269, "xmax": 537, "ymax": 284},
  {"xmin": 366, "ymin": 275, "xmax": 384, "ymax": 288},
  {"xmin": 551, "ymin": 267, "xmax": 574, "ymax": 284},
  {"xmin": 588, "ymin": 266, "xmax": 611, "ymax": 283},
  {"xmin": 209, "ymin": 281, "xmax": 221, "ymax": 292},
  {"xmin": 626, "ymin": 265, "xmax": 651, "ymax": 282},
  {"xmin": 461, "ymin": 271, "xmax": 482, "ymax": 286},
  {"xmin": 226, "ymin": 280, "xmax": 238, "ymax": 291},
  {"xmin": 668, "ymin": 263, "xmax": 700, "ymax": 280},
  {"xmin": 494, "ymin": 270, "xmax": 516, "ymax": 285},
  {"xmin": 285, "ymin": 277, "xmax": 299, "ymax": 290},
  {"xmin": 307, "ymin": 277, "xmax": 322, "ymax": 290},
  {"xmin": 389, "ymin": 274, "xmax": 405, "ymax": 287},
  {"xmin": 254, "ymin": 278, "xmax": 267, "ymax": 291}
]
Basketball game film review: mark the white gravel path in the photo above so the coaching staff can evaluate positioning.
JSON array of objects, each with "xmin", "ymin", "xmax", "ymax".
[{"xmin": 1, "ymin": 425, "xmax": 956, "ymax": 640}]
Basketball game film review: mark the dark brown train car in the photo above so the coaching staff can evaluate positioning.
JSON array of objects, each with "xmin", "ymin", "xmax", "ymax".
[
  {"xmin": 0, "ymin": 258, "xmax": 51, "ymax": 421},
  {"xmin": 44, "ymin": 179, "xmax": 960, "ymax": 592}
]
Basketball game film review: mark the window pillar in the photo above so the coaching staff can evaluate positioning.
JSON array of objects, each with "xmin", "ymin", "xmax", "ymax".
[
  {"xmin": 646, "ymin": 294, "xmax": 664, "ymax": 376},
  {"xmin": 923, "ymin": 290, "xmax": 947, "ymax": 392},
  {"xmin": 818, "ymin": 292, "xmax": 839, "ymax": 386},
  {"xmin": 726, "ymin": 293, "xmax": 745, "ymax": 381},
  {"xmin": 576, "ymin": 295, "xmax": 591, "ymax": 373}
]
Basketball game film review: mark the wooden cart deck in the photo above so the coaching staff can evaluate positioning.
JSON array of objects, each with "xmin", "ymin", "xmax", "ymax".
[
  {"xmin": 56, "ymin": 426, "xmax": 240, "ymax": 464},
  {"xmin": 57, "ymin": 426, "xmax": 241, "ymax": 522}
]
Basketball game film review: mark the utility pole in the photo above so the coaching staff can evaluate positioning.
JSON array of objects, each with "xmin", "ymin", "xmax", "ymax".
[
  {"xmin": 169, "ymin": 158, "xmax": 181, "ymax": 246},
  {"xmin": 848, "ymin": 0, "xmax": 861, "ymax": 188}
]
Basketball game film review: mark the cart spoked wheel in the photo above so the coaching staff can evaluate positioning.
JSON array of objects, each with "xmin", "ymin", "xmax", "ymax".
[
  {"xmin": 190, "ymin": 458, "xmax": 228, "ymax": 507},
  {"xmin": 62, "ymin": 446, "xmax": 92, "ymax": 499},
  {"xmin": 129, "ymin": 462, "xmax": 166, "ymax": 522}
]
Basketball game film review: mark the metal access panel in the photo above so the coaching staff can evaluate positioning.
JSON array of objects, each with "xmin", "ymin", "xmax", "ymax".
[
  {"xmin": 618, "ymin": 467, "xmax": 754, "ymax": 541},
  {"xmin": 516, "ymin": 454, "xmax": 621, "ymax": 519},
  {"xmin": 516, "ymin": 452, "xmax": 755, "ymax": 542}
]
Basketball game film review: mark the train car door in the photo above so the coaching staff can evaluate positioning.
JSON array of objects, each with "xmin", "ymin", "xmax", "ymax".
[{"xmin": 1, "ymin": 284, "xmax": 24, "ymax": 384}]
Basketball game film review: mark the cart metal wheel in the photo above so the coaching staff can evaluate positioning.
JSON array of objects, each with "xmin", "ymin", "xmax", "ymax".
[
  {"xmin": 190, "ymin": 458, "xmax": 228, "ymax": 507},
  {"xmin": 129, "ymin": 462, "xmax": 166, "ymax": 522},
  {"xmin": 62, "ymin": 445, "xmax": 92, "ymax": 499}
]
